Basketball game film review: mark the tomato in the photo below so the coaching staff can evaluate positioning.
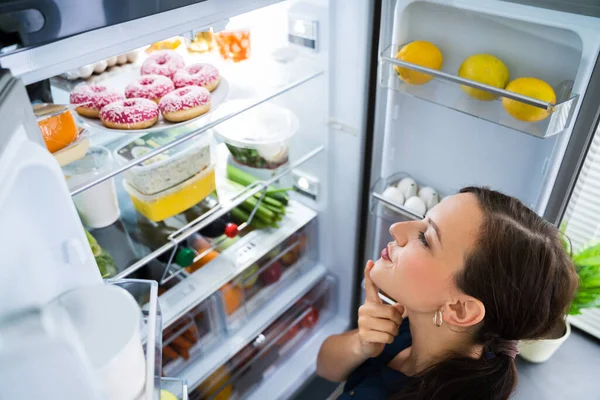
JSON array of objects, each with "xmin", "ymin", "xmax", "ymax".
[
  {"xmin": 224, "ymin": 223, "xmax": 239, "ymax": 238},
  {"xmin": 301, "ymin": 306, "xmax": 319, "ymax": 329}
]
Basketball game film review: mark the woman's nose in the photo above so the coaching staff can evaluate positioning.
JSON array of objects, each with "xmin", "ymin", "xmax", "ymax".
[{"xmin": 389, "ymin": 222, "xmax": 409, "ymax": 247}]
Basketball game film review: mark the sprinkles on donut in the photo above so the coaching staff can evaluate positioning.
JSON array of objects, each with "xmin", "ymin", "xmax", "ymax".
[
  {"xmin": 159, "ymin": 86, "xmax": 211, "ymax": 122},
  {"xmin": 125, "ymin": 74, "xmax": 175, "ymax": 103},
  {"xmin": 99, "ymin": 98, "xmax": 159, "ymax": 130},
  {"xmin": 172, "ymin": 63, "xmax": 220, "ymax": 92},
  {"xmin": 70, "ymin": 84, "xmax": 124, "ymax": 119}
]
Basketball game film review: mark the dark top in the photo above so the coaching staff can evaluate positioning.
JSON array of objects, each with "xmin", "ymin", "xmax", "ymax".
[{"xmin": 338, "ymin": 319, "xmax": 414, "ymax": 399}]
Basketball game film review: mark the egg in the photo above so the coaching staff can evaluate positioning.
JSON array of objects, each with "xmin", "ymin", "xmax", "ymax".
[
  {"xmin": 382, "ymin": 186, "xmax": 405, "ymax": 209},
  {"xmin": 63, "ymin": 69, "xmax": 80, "ymax": 80},
  {"xmin": 93, "ymin": 60, "xmax": 107, "ymax": 74},
  {"xmin": 418, "ymin": 186, "xmax": 440, "ymax": 210},
  {"xmin": 106, "ymin": 56, "xmax": 118, "ymax": 67},
  {"xmin": 404, "ymin": 196, "xmax": 427, "ymax": 216},
  {"xmin": 77, "ymin": 64, "xmax": 94, "ymax": 79},
  {"xmin": 397, "ymin": 177, "xmax": 418, "ymax": 199},
  {"xmin": 117, "ymin": 54, "xmax": 128, "ymax": 65},
  {"xmin": 126, "ymin": 51, "xmax": 139, "ymax": 63}
]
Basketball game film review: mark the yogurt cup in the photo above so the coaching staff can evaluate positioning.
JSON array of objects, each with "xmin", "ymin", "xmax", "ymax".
[{"xmin": 63, "ymin": 146, "xmax": 120, "ymax": 228}]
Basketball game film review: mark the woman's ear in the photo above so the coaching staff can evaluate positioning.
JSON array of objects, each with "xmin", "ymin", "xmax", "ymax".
[{"xmin": 443, "ymin": 296, "xmax": 485, "ymax": 327}]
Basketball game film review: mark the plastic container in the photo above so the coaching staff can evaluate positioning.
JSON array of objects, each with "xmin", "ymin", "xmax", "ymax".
[
  {"xmin": 162, "ymin": 295, "xmax": 223, "ymax": 376},
  {"xmin": 219, "ymin": 221, "xmax": 317, "ymax": 332},
  {"xmin": 115, "ymin": 131, "xmax": 212, "ymax": 196},
  {"xmin": 63, "ymin": 146, "xmax": 121, "ymax": 228},
  {"xmin": 34, "ymin": 104, "xmax": 79, "ymax": 154},
  {"xmin": 212, "ymin": 101, "xmax": 299, "ymax": 169},
  {"xmin": 123, "ymin": 164, "xmax": 216, "ymax": 222}
]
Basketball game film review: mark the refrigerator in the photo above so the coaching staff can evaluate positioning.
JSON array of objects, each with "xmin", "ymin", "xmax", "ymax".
[{"xmin": 0, "ymin": 0, "xmax": 599, "ymax": 399}]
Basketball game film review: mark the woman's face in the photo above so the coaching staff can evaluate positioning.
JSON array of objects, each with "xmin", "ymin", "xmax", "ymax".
[{"xmin": 370, "ymin": 193, "xmax": 483, "ymax": 313}]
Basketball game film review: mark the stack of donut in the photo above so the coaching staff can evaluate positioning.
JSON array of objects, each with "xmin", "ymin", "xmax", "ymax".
[{"xmin": 69, "ymin": 50, "xmax": 221, "ymax": 130}]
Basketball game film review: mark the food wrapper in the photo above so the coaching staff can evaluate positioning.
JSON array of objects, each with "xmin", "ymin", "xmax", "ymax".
[{"xmin": 34, "ymin": 104, "xmax": 79, "ymax": 153}]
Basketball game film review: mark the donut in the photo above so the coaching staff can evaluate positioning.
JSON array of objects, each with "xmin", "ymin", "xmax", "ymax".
[
  {"xmin": 125, "ymin": 75, "xmax": 175, "ymax": 103},
  {"xmin": 70, "ymin": 84, "xmax": 124, "ymax": 118},
  {"xmin": 99, "ymin": 98, "xmax": 159, "ymax": 130},
  {"xmin": 172, "ymin": 63, "xmax": 220, "ymax": 91},
  {"xmin": 159, "ymin": 86, "xmax": 211, "ymax": 122},
  {"xmin": 140, "ymin": 50, "xmax": 185, "ymax": 78}
]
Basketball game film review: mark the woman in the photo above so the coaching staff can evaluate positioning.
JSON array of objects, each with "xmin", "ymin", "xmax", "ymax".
[{"xmin": 317, "ymin": 187, "xmax": 577, "ymax": 400}]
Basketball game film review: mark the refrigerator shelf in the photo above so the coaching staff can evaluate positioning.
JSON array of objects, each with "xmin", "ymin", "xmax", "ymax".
[
  {"xmin": 160, "ymin": 377, "xmax": 189, "ymax": 400},
  {"xmin": 64, "ymin": 55, "xmax": 324, "ymax": 197},
  {"xmin": 172, "ymin": 263, "xmax": 328, "ymax": 396},
  {"xmin": 380, "ymin": 45, "xmax": 579, "ymax": 139}
]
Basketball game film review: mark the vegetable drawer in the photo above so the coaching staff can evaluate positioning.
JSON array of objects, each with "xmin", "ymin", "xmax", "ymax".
[
  {"xmin": 191, "ymin": 275, "xmax": 337, "ymax": 400},
  {"xmin": 217, "ymin": 220, "xmax": 318, "ymax": 332}
]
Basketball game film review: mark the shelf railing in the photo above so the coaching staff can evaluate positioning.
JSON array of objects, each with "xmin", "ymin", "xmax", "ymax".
[
  {"xmin": 371, "ymin": 191, "xmax": 423, "ymax": 221},
  {"xmin": 379, "ymin": 44, "xmax": 579, "ymax": 139},
  {"xmin": 113, "ymin": 145, "xmax": 324, "ymax": 279}
]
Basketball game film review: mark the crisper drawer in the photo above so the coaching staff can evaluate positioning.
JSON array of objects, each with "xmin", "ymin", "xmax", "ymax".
[
  {"xmin": 218, "ymin": 220, "xmax": 318, "ymax": 332},
  {"xmin": 190, "ymin": 275, "xmax": 337, "ymax": 400},
  {"xmin": 162, "ymin": 294, "xmax": 223, "ymax": 377}
]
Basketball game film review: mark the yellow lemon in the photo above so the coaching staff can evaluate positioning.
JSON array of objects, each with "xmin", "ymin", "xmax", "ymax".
[
  {"xmin": 458, "ymin": 54, "xmax": 510, "ymax": 101},
  {"xmin": 160, "ymin": 390, "xmax": 178, "ymax": 400},
  {"xmin": 394, "ymin": 41, "xmax": 443, "ymax": 85},
  {"xmin": 502, "ymin": 78, "xmax": 556, "ymax": 122}
]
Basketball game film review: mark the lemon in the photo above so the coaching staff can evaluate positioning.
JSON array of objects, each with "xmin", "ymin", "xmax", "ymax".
[
  {"xmin": 394, "ymin": 41, "xmax": 443, "ymax": 85},
  {"xmin": 502, "ymin": 78, "xmax": 556, "ymax": 122},
  {"xmin": 458, "ymin": 54, "xmax": 510, "ymax": 101},
  {"xmin": 160, "ymin": 390, "xmax": 178, "ymax": 400}
]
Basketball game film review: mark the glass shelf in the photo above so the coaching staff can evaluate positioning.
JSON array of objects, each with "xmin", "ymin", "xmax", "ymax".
[
  {"xmin": 53, "ymin": 54, "xmax": 323, "ymax": 196},
  {"xmin": 380, "ymin": 45, "xmax": 579, "ymax": 139}
]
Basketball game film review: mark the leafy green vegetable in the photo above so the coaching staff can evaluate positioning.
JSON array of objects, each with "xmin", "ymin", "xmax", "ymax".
[
  {"xmin": 568, "ymin": 238, "xmax": 600, "ymax": 315},
  {"xmin": 85, "ymin": 229, "xmax": 102, "ymax": 257},
  {"xmin": 96, "ymin": 249, "xmax": 118, "ymax": 278}
]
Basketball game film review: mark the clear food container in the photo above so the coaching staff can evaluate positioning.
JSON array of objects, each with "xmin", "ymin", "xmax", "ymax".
[
  {"xmin": 191, "ymin": 275, "xmax": 337, "ymax": 400},
  {"xmin": 212, "ymin": 101, "xmax": 299, "ymax": 169},
  {"xmin": 123, "ymin": 164, "xmax": 216, "ymax": 222},
  {"xmin": 115, "ymin": 131, "xmax": 213, "ymax": 196},
  {"xmin": 162, "ymin": 295, "xmax": 223, "ymax": 377},
  {"xmin": 218, "ymin": 221, "xmax": 317, "ymax": 332},
  {"xmin": 63, "ymin": 146, "xmax": 121, "ymax": 229}
]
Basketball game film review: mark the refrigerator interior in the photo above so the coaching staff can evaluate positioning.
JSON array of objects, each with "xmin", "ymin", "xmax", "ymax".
[
  {"xmin": 367, "ymin": 0, "xmax": 600, "ymax": 260},
  {"xmin": 0, "ymin": 0, "xmax": 373, "ymax": 398}
]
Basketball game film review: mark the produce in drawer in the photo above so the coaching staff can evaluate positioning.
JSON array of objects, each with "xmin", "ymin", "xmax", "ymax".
[
  {"xmin": 259, "ymin": 261, "xmax": 283, "ymax": 285},
  {"xmin": 213, "ymin": 101, "xmax": 299, "ymax": 169},
  {"xmin": 238, "ymin": 264, "xmax": 260, "ymax": 288},
  {"xmin": 173, "ymin": 63, "xmax": 221, "ymax": 92},
  {"xmin": 458, "ymin": 54, "xmax": 509, "ymax": 101},
  {"xmin": 300, "ymin": 305, "xmax": 320, "ymax": 329},
  {"xmin": 69, "ymin": 84, "xmax": 124, "ymax": 118},
  {"xmin": 125, "ymin": 74, "xmax": 175, "ymax": 103},
  {"xmin": 394, "ymin": 41, "xmax": 443, "ymax": 85},
  {"xmin": 34, "ymin": 104, "xmax": 79, "ymax": 153},
  {"xmin": 123, "ymin": 164, "xmax": 216, "ymax": 222},
  {"xmin": 186, "ymin": 249, "xmax": 220, "ymax": 273},
  {"xmin": 114, "ymin": 130, "xmax": 212, "ymax": 196},
  {"xmin": 140, "ymin": 50, "xmax": 185, "ymax": 79},
  {"xmin": 99, "ymin": 98, "xmax": 160, "ymax": 130},
  {"xmin": 159, "ymin": 86, "xmax": 211, "ymax": 122},
  {"xmin": 502, "ymin": 77, "xmax": 556, "ymax": 122},
  {"xmin": 220, "ymin": 283, "xmax": 244, "ymax": 315},
  {"xmin": 195, "ymin": 366, "xmax": 233, "ymax": 400}
]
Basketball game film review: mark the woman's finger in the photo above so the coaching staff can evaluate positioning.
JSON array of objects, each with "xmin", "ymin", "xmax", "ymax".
[
  {"xmin": 364, "ymin": 260, "xmax": 381, "ymax": 304},
  {"xmin": 358, "ymin": 315, "xmax": 399, "ymax": 336},
  {"xmin": 359, "ymin": 330, "xmax": 395, "ymax": 345},
  {"xmin": 359, "ymin": 302, "xmax": 403, "ymax": 326}
]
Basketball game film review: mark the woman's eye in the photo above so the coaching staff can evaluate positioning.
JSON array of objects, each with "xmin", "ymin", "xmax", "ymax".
[{"xmin": 418, "ymin": 231, "xmax": 430, "ymax": 248}]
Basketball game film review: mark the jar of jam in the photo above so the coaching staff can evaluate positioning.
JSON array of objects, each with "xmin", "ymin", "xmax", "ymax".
[{"xmin": 215, "ymin": 29, "xmax": 251, "ymax": 62}]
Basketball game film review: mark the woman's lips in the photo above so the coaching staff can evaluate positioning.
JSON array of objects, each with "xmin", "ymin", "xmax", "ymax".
[{"xmin": 381, "ymin": 245, "xmax": 391, "ymax": 261}]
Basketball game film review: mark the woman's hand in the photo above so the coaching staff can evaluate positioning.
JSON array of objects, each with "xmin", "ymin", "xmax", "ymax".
[{"xmin": 356, "ymin": 260, "xmax": 405, "ymax": 358}]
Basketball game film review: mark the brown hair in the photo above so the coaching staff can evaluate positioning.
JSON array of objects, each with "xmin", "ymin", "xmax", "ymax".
[{"xmin": 392, "ymin": 187, "xmax": 578, "ymax": 400}]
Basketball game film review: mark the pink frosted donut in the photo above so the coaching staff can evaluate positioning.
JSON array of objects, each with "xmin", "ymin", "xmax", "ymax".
[
  {"xmin": 70, "ymin": 84, "xmax": 123, "ymax": 119},
  {"xmin": 172, "ymin": 63, "xmax": 220, "ymax": 92},
  {"xmin": 125, "ymin": 74, "xmax": 175, "ymax": 103},
  {"xmin": 99, "ymin": 98, "xmax": 159, "ymax": 130},
  {"xmin": 159, "ymin": 86, "xmax": 211, "ymax": 122},
  {"xmin": 140, "ymin": 50, "xmax": 185, "ymax": 78}
]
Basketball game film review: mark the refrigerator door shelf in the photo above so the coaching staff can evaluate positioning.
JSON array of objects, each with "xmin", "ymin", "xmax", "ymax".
[
  {"xmin": 161, "ymin": 377, "xmax": 189, "ymax": 400},
  {"xmin": 380, "ymin": 45, "xmax": 579, "ymax": 139}
]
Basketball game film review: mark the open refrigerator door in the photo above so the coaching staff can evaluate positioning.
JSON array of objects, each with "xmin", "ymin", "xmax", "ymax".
[{"xmin": 364, "ymin": 0, "xmax": 600, "ymax": 339}]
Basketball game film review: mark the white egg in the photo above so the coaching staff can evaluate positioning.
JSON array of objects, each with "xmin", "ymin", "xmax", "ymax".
[
  {"xmin": 126, "ymin": 51, "xmax": 139, "ymax": 63},
  {"xmin": 106, "ymin": 56, "xmax": 118, "ymax": 67},
  {"xmin": 404, "ymin": 196, "xmax": 427, "ymax": 216},
  {"xmin": 77, "ymin": 64, "xmax": 94, "ymax": 79},
  {"xmin": 397, "ymin": 177, "xmax": 418, "ymax": 199},
  {"xmin": 117, "ymin": 54, "xmax": 128, "ymax": 65},
  {"xmin": 382, "ymin": 186, "xmax": 405, "ymax": 209},
  {"xmin": 63, "ymin": 70, "xmax": 80, "ymax": 80},
  {"xmin": 93, "ymin": 60, "xmax": 107, "ymax": 74},
  {"xmin": 418, "ymin": 186, "xmax": 440, "ymax": 210}
]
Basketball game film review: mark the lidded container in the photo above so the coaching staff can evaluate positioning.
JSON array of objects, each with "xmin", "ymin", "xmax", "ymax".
[
  {"xmin": 63, "ymin": 146, "xmax": 121, "ymax": 229},
  {"xmin": 114, "ymin": 131, "xmax": 213, "ymax": 196},
  {"xmin": 212, "ymin": 101, "xmax": 299, "ymax": 170}
]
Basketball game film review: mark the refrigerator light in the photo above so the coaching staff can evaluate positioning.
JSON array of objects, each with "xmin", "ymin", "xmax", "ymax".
[{"xmin": 292, "ymin": 170, "xmax": 319, "ymax": 200}]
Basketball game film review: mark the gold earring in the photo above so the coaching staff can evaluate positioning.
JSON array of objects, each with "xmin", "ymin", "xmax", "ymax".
[{"xmin": 433, "ymin": 310, "xmax": 443, "ymax": 327}]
